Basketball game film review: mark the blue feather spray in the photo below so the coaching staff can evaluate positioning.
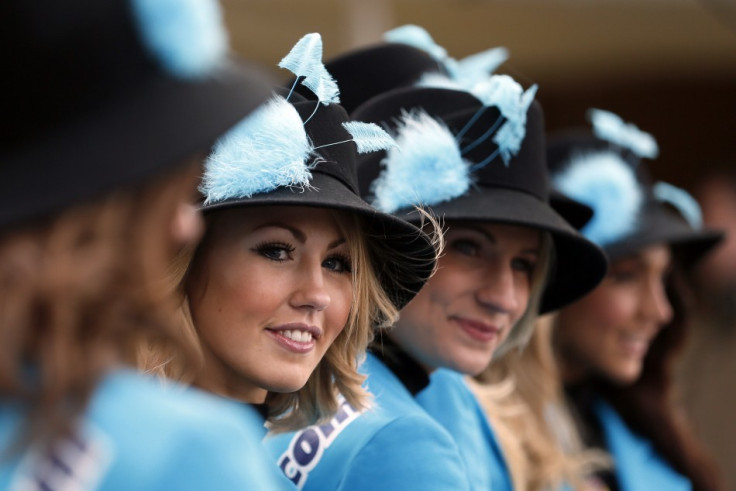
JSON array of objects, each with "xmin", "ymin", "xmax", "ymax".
[
  {"xmin": 131, "ymin": 0, "xmax": 228, "ymax": 78},
  {"xmin": 341, "ymin": 122, "xmax": 397, "ymax": 153},
  {"xmin": 201, "ymin": 96, "xmax": 314, "ymax": 204},
  {"xmin": 448, "ymin": 47, "xmax": 509, "ymax": 87},
  {"xmin": 653, "ymin": 181, "xmax": 703, "ymax": 229},
  {"xmin": 279, "ymin": 33, "xmax": 339, "ymax": 105},
  {"xmin": 371, "ymin": 110, "xmax": 471, "ymax": 213},
  {"xmin": 588, "ymin": 109, "xmax": 659, "ymax": 159},
  {"xmin": 383, "ymin": 24, "xmax": 448, "ymax": 61},
  {"xmin": 461, "ymin": 75, "xmax": 537, "ymax": 166},
  {"xmin": 554, "ymin": 151, "xmax": 643, "ymax": 246}
]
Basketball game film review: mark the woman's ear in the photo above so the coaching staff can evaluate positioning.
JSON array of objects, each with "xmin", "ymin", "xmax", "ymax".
[{"xmin": 171, "ymin": 202, "xmax": 204, "ymax": 247}]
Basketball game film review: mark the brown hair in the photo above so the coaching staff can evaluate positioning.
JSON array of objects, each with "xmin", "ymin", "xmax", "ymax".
[
  {"xmin": 595, "ymin": 270, "xmax": 722, "ymax": 491},
  {"xmin": 0, "ymin": 161, "xmax": 202, "ymax": 451}
]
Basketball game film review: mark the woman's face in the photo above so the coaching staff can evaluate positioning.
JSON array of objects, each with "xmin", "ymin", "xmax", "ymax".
[
  {"xmin": 392, "ymin": 222, "xmax": 541, "ymax": 375},
  {"xmin": 187, "ymin": 206, "xmax": 354, "ymax": 403},
  {"xmin": 556, "ymin": 243, "xmax": 674, "ymax": 385}
]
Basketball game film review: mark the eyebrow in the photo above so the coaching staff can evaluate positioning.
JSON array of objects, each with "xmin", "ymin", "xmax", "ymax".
[
  {"xmin": 253, "ymin": 222, "xmax": 346, "ymax": 250},
  {"xmin": 453, "ymin": 223, "xmax": 541, "ymax": 256}
]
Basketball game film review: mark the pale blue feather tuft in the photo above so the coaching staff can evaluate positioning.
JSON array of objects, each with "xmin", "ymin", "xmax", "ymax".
[
  {"xmin": 653, "ymin": 181, "xmax": 703, "ymax": 229},
  {"xmin": 279, "ymin": 33, "xmax": 340, "ymax": 104},
  {"xmin": 450, "ymin": 47, "xmax": 510, "ymax": 87},
  {"xmin": 554, "ymin": 151, "xmax": 643, "ymax": 246},
  {"xmin": 342, "ymin": 122, "xmax": 397, "ymax": 154},
  {"xmin": 486, "ymin": 79, "xmax": 537, "ymax": 165},
  {"xmin": 302, "ymin": 63, "xmax": 340, "ymax": 105},
  {"xmin": 383, "ymin": 24, "xmax": 448, "ymax": 61},
  {"xmin": 131, "ymin": 0, "xmax": 228, "ymax": 78},
  {"xmin": 588, "ymin": 109, "xmax": 659, "ymax": 159},
  {"xmin": 278, "ymin": 32, "xmax": 324, "ymax": 81},
  {"xmin": 371, "ymin": 110, "xmax": 471, "ymax": 213},
  {"xmin": 201, "ymin": 96, "xmax": 313, "ymax": 204},
  {"xmin": 416, "ymin": 72, "xmax": 466, "ymax": 91}
]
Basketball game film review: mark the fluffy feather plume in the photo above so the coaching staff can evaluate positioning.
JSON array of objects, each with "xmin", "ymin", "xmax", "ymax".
[
  {"xmin": 201, "ymin": 95, "xmax": 313, "ymax": 204},
  {"xmin": 279, "ymin": 33, "xmax": 339, "ymax": 105},
  {"xmin": 342, "ymin": 122, "xmax": 397, "ymax": 153},
  {"xmin": 653, "ymin": 181, "xmax": 703, "ymax": 228},
  {"xmin": 554, "ymin": 151, "xmax": 643, "ymax": 246},
  {"xmin": 448, "ymin": 47, "xmax": 509, "ymax": 87},
  {"xmin": 371, "ymin": 110, "xmax": 471, "ymax": 213},
  {"xmin": 383, "ymin": 24, "xmax": 448, "ymax": 61},
  {"xmin": 416, "ymin": 72, "xmax": 465, "ymax": 91},
  {"xmin": 588, "ymin": 109, "xmax": 659, "ymax": 159},
  {"xmin": 131, "ymin": 0, "xmax": 228, "ymax": 78},
  {"xmin": 467, "ymin": 75, "xmax": 537, "ymax": 165}
]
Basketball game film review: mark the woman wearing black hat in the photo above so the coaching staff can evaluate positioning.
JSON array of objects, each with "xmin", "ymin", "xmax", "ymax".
[
  {"xmin": 549, "ymin": 110, "xmax": 723, "ymax": 490},
  {"xmin": 141, "ymin": 34, "xmax": 437, "ymax": 441},
  {"xmin": 267, "ymin": 76, "xmax": 607, "ymax": 490},
  {"xmin": 0, "ymin": 0, "xmax": 289, "ymax": 488}
]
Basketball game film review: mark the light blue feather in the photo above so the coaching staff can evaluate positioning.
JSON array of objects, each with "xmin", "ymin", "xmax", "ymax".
[
  {"xmin": 371, "ymin": 110, "xmax": 471, "ymax": 213},
  {"xmin": 468, "ymin": 76, "xmax": 538, "ymax": 165},
  {"xmin": 450, "ymin": 47, "xmax": 509, "ymax": 87},
  {"xmin": 416, "ymin": 72, "xmax": 466, "ymax": 91},
  {"xmin": 588, "ymin": 109, "xmax": 659, "ymax": 159},
  {"xmin": 278, "ymin": 32, "xmax": 324, "ymax": 82},
  {"xmin": 341, "ymin": 122, "xmax": 397, "ymax": 153},
  {"xmin": 201, "ymin": 95, "xmax": 313, "ymax": 204},
  {"xmin": 554, "ymin": 151, "xmax": 643, "ymax": 246},
  {"xmin": 653, "ymin": 181, "xmax": 703, "ymax": 229},
  {"xmin": 303, "ymin": 63, "xmax": 340, "ymax": 105},
  {"xmin": 383, "ymin": 24, "xmax": 448, "ymax": 61},
  {"xmin": 131, "ymin": 0, "xmax": 227, "ymax": 78}
]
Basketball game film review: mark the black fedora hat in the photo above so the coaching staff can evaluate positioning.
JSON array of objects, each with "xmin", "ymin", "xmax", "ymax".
[
  {"xmin": 351, "ymin": 85, "xmax": 608, "ymax": 313},
  {"xmin": 0, "ymin": 0, "xmax": 272, "ymax": 232},
  {"xmin": 548, "ymin": 110, "xmax": 723, "ymax": 268},
  {"xmin": 200, "ymin": 88, "xmax": 437, "ymax": 310}
]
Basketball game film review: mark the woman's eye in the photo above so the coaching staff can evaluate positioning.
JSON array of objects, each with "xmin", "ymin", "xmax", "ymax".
[
  {"xmin": 323, "ymin": 254, "xmax": 352, "ymax": 274},
  {"xmin": 511, "ymin": 258, "xmax": 536, "ymax": 277},
  {"xmin": 609, "ymin": 269, "xmax": 639, "ymax": 283},
  {"xmin": 451, "ymin": 239, "xmax": 480, "ymax": 257},
  {"xmin": 253, "ymin": 242, "xmax": 294, "ymax": 262}
]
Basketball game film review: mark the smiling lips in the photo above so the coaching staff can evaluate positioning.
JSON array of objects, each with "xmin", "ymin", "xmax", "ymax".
[
  {"xmin": 267, "ymin": 323, "xmax": 322, "ymax": 354},
  {"xmin": 453, "ymin": 316, "xmax": 502, "ymax": 343}
]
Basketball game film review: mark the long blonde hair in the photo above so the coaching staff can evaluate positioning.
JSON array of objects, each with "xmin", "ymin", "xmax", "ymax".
[
  {"xmin": 139, "ymin": 207, "xmax": 439, "ymax": 432},
  {"xmin": 0, "ymin": 161, "xmax": 202, "ymax": 451},
  {"xmin": 473, "ymin": 317, "xmax": 610, "ymax": 490}
]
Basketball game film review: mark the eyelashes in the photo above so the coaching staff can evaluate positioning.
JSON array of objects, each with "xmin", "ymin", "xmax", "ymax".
[{"xmin": 251, "ymin": 241, "xmax": 352, "ymax": 274}]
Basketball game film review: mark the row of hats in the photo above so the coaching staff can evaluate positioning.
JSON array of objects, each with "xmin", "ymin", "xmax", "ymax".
[{"xmin": 3, "ymin": 1, "xmax": 720, "ymax": 312}]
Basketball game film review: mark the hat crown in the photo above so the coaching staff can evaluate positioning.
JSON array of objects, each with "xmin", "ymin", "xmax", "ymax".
[{"xmin": 352, "ymin": 87, "xmax": 548, "ymax": 211}]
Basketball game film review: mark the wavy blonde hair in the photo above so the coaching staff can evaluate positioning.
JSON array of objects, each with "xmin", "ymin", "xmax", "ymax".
[
  {"xmin": 139, "ymin": 207, "xmax": 440, "ymax": 432},
  {"xmin": 473, "ymin": 317, "xmax": 610, "ymax": 490},
  {"xmin": 0, "ymin": 161, "xmax": 202, "ymax": 451}
]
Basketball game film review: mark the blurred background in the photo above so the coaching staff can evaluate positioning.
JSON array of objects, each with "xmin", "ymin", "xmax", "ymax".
[{"xmin": 223, "ymin": 0, "xmax": 736, "ymax": 486}]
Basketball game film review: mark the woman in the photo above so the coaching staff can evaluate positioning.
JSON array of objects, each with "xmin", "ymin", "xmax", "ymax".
[
  {"xmin": 267, "ymin": 76, "xmax": 608, "ymax": 490},
  {"xmin": 141, "ymin": 33, "xmax": 439, "ymax": 434},
  {"xmin": 0, "ymin": 0, "xmax": 287, "ymax": 488},
  {"xmin": 549, "ymin": 109, "xmax": 723, "ymax": 490}
]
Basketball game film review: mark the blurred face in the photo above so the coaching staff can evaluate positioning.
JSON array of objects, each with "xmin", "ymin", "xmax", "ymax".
[
  {"xmin": 391, "ymin": 222, "xmax": 541, "ymax": 375},
  {"xmin": 187, "ymin": 206, "xmax": 353, "ymax": 403},
  {"xmin": 556, "ymin": 244, "xmax": 674, "ymax": 385}
]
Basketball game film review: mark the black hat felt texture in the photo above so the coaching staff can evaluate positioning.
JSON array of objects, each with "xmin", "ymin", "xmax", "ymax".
[
  {"xmin": 352, "ymin": 86, "xmax": 608, "ymax": 313},
  {"xmin": 201, "ymin": 93, "xmax": 437, "ymax": 310},
  {"xmin": 0, "ymin": 0, "xmax": 273, "ymax": 232},
  {"xmin": 547, "ymin": 130, "xmax": 723, "ymax": 267}
]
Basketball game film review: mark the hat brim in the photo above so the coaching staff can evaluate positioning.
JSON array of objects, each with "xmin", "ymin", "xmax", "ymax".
[
  {"xmin": 396, "ymin": 186, "xmax": 608, "ymax": 313},
  {"xmin": 1, "ymin": 60, "xmax": 273, "ymax": 230},
  {"xmin": 605, "ymin": 206, "xmax": 724, "ymax": 268},
  {"xmin": 201, "ymin": 171, "xmax": 437, "ymax": 310}
]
